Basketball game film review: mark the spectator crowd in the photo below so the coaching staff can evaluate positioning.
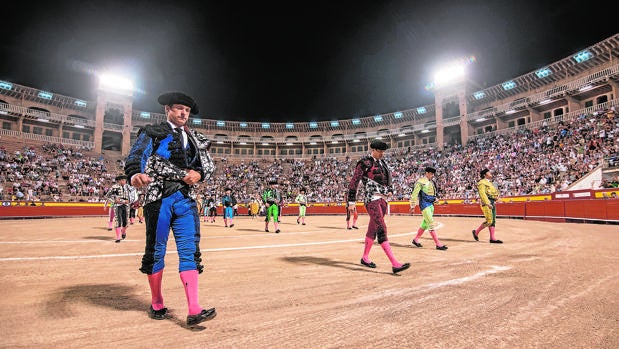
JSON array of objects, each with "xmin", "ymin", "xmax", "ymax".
[{"xmin": 1, "ymin": 108, "xmax": 617, "ymax": 205}]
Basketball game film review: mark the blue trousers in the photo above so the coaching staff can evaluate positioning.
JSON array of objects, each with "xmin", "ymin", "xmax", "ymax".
[{"xmin": 140, "ymin": 191, "xmax": 203, "ymax": 274}]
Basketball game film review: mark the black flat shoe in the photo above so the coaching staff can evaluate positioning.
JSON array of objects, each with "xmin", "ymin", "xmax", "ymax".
[
  {"xmin": 148, "ymin": 306, "xmax": 168, "ymax": 320},
  {"xmin": 187, "ymin": 308, "xmax": 217, "ymax": 327},
  {"xmin": 392, "ymin": 263, "xmax": 410, "ymax": 274},
  {"xmin": 490, "ymin": 239, "xmax": 503, "ymax": 244},
  {"xmin": 352, "ymin": 226, "xmax": 359, "ymax": 229},
  {"xmin": 360, "ymin": 259, "xmax": 377, "ymax": 268},
  {"xmin": 412, "ymin": 240, "xmax": 422, "ymax": 248},
  {"xmin": 436, "ymin": 245, "xmax": 448, "ymax": 250},
  {"xmin": 472, "ymin": 229, "xmax": 479, "ymax": 241}
]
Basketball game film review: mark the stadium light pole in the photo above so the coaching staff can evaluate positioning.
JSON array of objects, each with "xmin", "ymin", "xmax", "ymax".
[
  {"xmin": 429, "ymin": 60, "xmax": 468, "ymax": 150},
  {"xmin": 94, "ymin": 72, "xmax": 136, "ymax": 156}
]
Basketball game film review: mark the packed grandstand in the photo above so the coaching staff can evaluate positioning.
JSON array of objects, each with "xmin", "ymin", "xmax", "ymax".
[{"xmin": 1, "ymin": 34, "xmax": 618, "ymax": 206}]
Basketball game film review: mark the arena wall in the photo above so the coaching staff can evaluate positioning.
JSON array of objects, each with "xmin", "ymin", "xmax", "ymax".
[{"xmin": 2, "ymin": 189, "xmax": 618, "ymax": 223}]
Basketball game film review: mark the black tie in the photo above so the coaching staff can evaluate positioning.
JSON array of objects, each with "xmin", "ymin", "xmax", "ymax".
[{"xmin": 175, "ymin": 127, "xmax": 188, "ymax": 148}]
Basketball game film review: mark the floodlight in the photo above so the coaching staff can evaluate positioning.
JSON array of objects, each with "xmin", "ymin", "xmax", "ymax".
[
  {"xmin": 573, "ymin": 50, "xmax": 592, "ymax": 63},
  {"xmin": 74, "ymin": 100, "xmax": 87, "ymax": 107},
  {"xmin": 38, "ymin": 91, "xmax": 53, "ymax": 100},
  {"xmin": 502, "ymin": 81, "xmax": 517, "ymax": 91},
  {"xmin": 433, "ymin": 63, "xmax": 465, "ymax": 88},
  {"xmin": 98, "ymin": 73, "xmax": 134, "ymax": 95},
  {"xmin": 0, "ymin": 81, "xmax": 13, "ymax": 90},
  {"xmin": 535, "ymin": 68, "xmax": 552, "ymax": 78}
]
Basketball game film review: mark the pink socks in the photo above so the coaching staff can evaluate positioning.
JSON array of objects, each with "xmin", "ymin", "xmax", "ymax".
[
  {"xmin": 180, "ymin": 270, "xmax": 202, "ymax": 315},
  {"xmin": 362, "ymin": 237, "xmax": 374, "ymax": 262},
  {"xmin": 475, "ymin": 224, "xmax": 496, "ymax": 240},
  {"xmin": 380, "ymin": 241, "xmax": 403, "ymax": 268},
  {"xmin": 429, "ymin": 230, "xmax": 443, "ymax": 246},
  {"xmin": 147, "ymin": 270, "xmax": 164, "ymax": 310},
  {"xmin": 413, "ymin": 228, "xmax": 424, "ymax": 243}
]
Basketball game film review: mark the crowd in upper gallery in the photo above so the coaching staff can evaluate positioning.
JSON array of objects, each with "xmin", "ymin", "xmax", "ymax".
[{"xmin": 0, "ymin": 107, "xmax": 617, "ymax": 204}]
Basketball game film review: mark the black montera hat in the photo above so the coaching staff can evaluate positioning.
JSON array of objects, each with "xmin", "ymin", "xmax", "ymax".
[
  {"xmin": 157, "ymin": 92, "xmax": 199, "ymax": 114},
  {"xmin": 115, "ymin": 174, "xmax": 128, "ymax": 181},
  {"xmin": 425, "ymin": 166, "xmax": 436, "ymax": 174},
  {"xmin": 480, "ymin": 168, "xmax": 490, "ymax": 179},
  {"xmin": 224, "ymin": 187, "xmax": 232, "ymax": 192},
  {"xmin": 370, "ymin": 139, "xmax": 389, "ymax": 150}
]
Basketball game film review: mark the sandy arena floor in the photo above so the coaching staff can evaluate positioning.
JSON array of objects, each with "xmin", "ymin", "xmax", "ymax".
[{"xmin": 0, "ymin": 214, "xmax": 617, "ymax": 349}]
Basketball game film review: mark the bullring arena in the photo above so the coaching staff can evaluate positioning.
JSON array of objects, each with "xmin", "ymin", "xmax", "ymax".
[
  {"xmin": 1, "ymin": 213, "xmax": 617, "ymax": 348},
  {"xmin": 1, "ymin": 29, "xmax": 619, "ymax": 349}
]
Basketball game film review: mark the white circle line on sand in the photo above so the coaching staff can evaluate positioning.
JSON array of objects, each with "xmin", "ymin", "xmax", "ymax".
[
  {"xmin": 352, "ymin": 265, "xmax": 512, "ymax": 302},
  {"xmin": 0, "ymin": 240, "xmax": 140, "ymax": 244},
  {"xmin": 0, "ymin": 222, "xmax": 443, "ymax": 262}
]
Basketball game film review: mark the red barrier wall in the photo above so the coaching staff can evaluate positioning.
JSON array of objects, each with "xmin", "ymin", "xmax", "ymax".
[
  {"xmin": 524, "ymin": 201, "xmax": 566, "ymax": 222},
  {"xmin": 0, "ymin": 202, "xmax": 106, "ymax": 218},
  {"xmin": 564, "ymin": 199, "xmax": 619, "ymax": 221},
  {"xmin": 2, "ymin": 195, "xmax": 618, "ymax": 223},
  {"xmin": 606, "ymin": 200, "xmax": 619, "ymax": 221}
]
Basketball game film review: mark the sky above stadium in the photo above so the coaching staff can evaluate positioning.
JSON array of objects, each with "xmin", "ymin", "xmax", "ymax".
[{"xmin": 0, "ymin": 0, "xmax": 616, "ymax": 123}]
